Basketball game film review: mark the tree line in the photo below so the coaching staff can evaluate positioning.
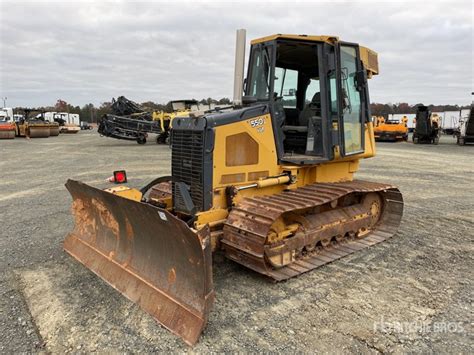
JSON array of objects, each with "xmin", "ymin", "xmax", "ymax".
[{"xmin": 14, "ymin": 99, "xmax": 469, "ymax": 122}]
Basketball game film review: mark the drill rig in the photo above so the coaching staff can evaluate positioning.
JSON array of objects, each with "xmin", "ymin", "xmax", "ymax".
[{"xmin": 412, "ymin": 105, "xmax": 441, "ymax": 144}]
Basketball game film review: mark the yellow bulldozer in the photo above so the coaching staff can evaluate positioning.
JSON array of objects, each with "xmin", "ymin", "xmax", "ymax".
[{"xmin": 64, "ymin": 31, "xmax": 403, "ymax": 345}]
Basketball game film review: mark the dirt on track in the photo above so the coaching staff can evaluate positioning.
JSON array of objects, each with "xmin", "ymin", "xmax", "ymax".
[{"xmin": 0, "ymin": 131, "xmax": 472, "ymax": 353}]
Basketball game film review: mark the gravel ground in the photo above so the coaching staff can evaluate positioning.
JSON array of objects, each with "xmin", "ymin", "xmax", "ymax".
[{"xmin": 0, "ymin": 131, "xmax": 472, "ymax": 353}]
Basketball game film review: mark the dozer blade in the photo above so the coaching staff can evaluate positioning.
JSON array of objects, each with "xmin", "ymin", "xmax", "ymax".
[{"xmin": 64, "ymin": 180, "xmax": 214, "ymax": 345}]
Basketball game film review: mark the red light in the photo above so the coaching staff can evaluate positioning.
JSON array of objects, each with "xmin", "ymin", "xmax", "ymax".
[{"xmin": 113, "ymin": 170, "xmax": 127, "ymax": 184}]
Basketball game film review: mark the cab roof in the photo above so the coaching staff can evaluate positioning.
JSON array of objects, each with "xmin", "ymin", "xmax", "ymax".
[
  {"xmin": 251, "ymin": 34, "xmax": 339, "ymax": 45},
  {"xmin": 250, "ymin": 34, "xmax": 379, "ymax": 77}
]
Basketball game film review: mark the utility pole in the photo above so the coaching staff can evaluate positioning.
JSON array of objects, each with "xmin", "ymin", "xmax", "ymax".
[{"xmin": 2, "ymin": 97, "xmax": 6, "ymax": 108}]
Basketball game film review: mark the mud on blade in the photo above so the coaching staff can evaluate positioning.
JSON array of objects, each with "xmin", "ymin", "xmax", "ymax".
[{"xmin": 64, "ymin": 180, "xmax": 214, "ymax": 345}]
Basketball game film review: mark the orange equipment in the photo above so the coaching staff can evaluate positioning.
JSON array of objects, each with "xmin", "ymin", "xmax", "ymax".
[{"xmin": 374, "ymin": 115, "xmax": 408, "ymax": 142}]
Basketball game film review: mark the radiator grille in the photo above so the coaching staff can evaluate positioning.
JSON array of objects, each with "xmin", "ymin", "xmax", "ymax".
[{"xmin": 171, "ymin": 129, "xmax": 205, "ymax": 213}]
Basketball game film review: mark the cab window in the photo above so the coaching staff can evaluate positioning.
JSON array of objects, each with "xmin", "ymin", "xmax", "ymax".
[
  {"xmin": 340, "ymin": 45, "xmax": 363, "ymax": 155},
  {"xmin": 274, "ymin": 67, "xmax": 297, "ymax": 108},
  {"xmin": 247, "ymin": 45, "xmax": 272, "ymax": 100},
  {"xmin": 305, "ymin": 78, "xmax": 320, "ymax": 105}
]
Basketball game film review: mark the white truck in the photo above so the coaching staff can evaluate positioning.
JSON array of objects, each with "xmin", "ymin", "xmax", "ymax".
[{"xmin": 0, "ymin": 107, "xmax": 13, "ymax": 121}]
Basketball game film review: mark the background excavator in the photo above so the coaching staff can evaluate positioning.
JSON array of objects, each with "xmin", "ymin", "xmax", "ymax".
[{"xmin": 64, "ymin": 30, "xmax": 404, "ymax": 345}]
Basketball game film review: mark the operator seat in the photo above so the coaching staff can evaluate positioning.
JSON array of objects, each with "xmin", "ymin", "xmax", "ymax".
[
  {"xmin": 282, "ymin": 92, "xmax": 321, "ymax": 133},
  {"xmin": 299, "ymin": 92, "xmax": 321, "ymax": 126}
]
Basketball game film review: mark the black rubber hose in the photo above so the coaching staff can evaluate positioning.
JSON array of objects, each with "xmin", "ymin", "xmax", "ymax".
[{"xmin": 139, "ymin": 175, "xmax": 179, "ymax": 195}]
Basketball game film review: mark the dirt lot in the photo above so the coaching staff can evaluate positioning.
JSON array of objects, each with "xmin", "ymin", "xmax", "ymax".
[{"xmin": 0, "ymin": 131, "xmax": 472, "ymax": 353}]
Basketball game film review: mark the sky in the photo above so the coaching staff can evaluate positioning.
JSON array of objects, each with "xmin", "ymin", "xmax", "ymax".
[{"xmin": 0, "ymin": 0, "xmax": 472, "ymax": 108}]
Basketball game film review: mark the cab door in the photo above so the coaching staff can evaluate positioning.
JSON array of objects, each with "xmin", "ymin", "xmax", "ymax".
[{"xmin": 337, "ymin": 43, "xmax": 368, "ymax": 156}]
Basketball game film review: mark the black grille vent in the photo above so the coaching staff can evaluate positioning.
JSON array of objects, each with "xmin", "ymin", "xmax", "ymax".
[{"xmin": 171, "ymin": 129, "xmax": 205, "ymax": 213}]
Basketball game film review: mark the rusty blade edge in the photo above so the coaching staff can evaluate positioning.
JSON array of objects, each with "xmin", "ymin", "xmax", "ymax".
[
  {"xmin": 65, "ymin": 233, "xmax": 211, "ymax": 319},
  {"xmin": 64, "ymin": 233, "xmax": 213, "ymax": 346}
]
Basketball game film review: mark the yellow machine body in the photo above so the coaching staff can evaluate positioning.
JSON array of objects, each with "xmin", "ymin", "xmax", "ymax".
[{"xmin": 193, "ymin": 113, "xmax": 377, "ymax": 233}]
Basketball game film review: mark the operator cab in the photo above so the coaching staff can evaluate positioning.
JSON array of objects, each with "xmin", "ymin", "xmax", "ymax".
[{"xmin": 244, "ymin": 35, "xmax": 373, "ymax": 164}]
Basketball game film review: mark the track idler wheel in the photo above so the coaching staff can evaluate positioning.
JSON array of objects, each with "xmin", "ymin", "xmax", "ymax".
[{"xmin": 362, "ymin": 192, "xmax": 383, "ymax": 228}]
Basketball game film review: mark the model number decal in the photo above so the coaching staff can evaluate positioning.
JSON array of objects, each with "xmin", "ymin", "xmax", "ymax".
[{"xmin": 249, "ymin": 118, "xmax": 265, "ymax": 128}]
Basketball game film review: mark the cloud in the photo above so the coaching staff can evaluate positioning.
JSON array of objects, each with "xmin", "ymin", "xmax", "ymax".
[{"xmin": 0, "ymin": 0, "xmax": 472, "ymax": 107}]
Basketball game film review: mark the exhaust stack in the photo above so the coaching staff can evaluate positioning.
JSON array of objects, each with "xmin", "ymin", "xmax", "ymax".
[{"xmin": 233, "ymin": 29, "xmax": 246, "ymax": 105}]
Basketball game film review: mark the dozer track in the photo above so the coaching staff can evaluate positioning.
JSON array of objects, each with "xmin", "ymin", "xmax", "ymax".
[{"xmin": 222, "ymin": 180, "xmax": 403, "ymax": 281}]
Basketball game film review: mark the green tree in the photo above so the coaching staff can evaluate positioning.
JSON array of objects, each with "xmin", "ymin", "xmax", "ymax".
[
  {"xmin": 96, "ymin": 102, "xmax": 112, "ymax": 119},
  {"xmin": 217, "ymin": 98, "xmax": 231, "ymax": 105},
  {"xmin": 80, "ymin": 103, "xmax": 96, "ymax": 122},
  {"xmin": 141, "ymin": 101, "xmax": 167, "ymax": 112},
  {"xmin": 54, "ymin": 99, "xmax": 68, "ymax": 112}
]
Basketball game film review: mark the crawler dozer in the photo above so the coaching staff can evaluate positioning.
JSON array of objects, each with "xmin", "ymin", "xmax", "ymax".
[
  {"xmin": 64, "ymin": 32, "xmax": 404, "ymax": 345},
  {"xmin": 374, "ymin": 115, "xmax": 408, "ymax": 142},
  {"xmin": 412, "ymin": 105, "xmax": 441, "ymax": 144}
]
